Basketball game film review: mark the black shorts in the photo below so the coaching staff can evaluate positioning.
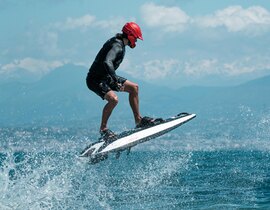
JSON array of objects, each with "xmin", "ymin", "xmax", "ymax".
[{"xmin": 86, "ymin": 75, "xmax": 127, "ymax": 99}]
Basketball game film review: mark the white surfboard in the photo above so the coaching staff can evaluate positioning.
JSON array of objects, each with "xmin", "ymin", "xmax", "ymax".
[{"xmin": 80, "ymin": 112, "xmax": 196, "ymax": 164}]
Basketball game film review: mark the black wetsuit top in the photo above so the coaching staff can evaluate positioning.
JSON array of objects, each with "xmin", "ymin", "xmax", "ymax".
[{"xmin": 87, "ymin": 36, "xmax": 126, "ymax": 82}]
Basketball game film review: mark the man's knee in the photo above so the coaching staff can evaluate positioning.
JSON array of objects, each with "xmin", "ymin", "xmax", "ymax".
[
  {"xmin": 108, "ymin": 95, "xmax": 118, "ymax": 105},
  {"xmin": 131, "ymin": 83, "xmax": 139, "ymax": 95}
]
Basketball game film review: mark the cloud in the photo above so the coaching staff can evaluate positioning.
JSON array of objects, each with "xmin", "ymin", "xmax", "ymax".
[
  {"xmin": 197, "ymin": 6, "xmax": 270, "ymax": 33},
  {"xmin": 183, "ymin": 59, "xmax": 219, "ymax": 76},
  {"xmin": 183, "ymin": 56, "xmax": 270, "ymax": 77},
  {"xmin": 141, "ymin": 2, "xmax": 190, "ymax": 33},
  {"xmin": 223, "ymin": 56, "xmax": 270, "ymax": 75},
  {"xmin": 0, "ymin": 58, "xmax": 64, "ymax": 75},
  {"xmin": 54, "ymin": 14, "xmax": 130, "ymax": 33},
  {"xmin": 140, "ymin": 3, "xmax": 270, "ymax": 35},
  {"xmin": 37, "ymin": 15, "xmax": 130, "ymax": 58},
  {"xmin": 122, "ymin": 58, "xmax": 182, "ymax": 80},
  {"xmin": 55, "ymin": 15, "xmax": 96, "ymax": 30},
  {"xmin": 94, "ymin": 16, "xmax": 131, "ymax": 33},
  {"xmin": 120, "ymin": 58, "xmax": 180, "ymax": 80},
  {"xmin": 124, "ymin": 56, "xmax": 270, "ymax": 82},
  {"xmin": 142, "ymin": 59, "xmax": 180, "ymax": 79},
  {"xmin": 38, "ymin": 31, "xmax": 60, "ymax": 56}
]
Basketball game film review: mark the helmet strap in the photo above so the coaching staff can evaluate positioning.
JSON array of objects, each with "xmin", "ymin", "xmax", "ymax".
[{"xmin": 128, "ymin": 35, "xmax": 136, "ymax": 48}]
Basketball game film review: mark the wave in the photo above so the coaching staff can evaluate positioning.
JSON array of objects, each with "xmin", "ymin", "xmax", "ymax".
[{"xmin": 1, "ymin": 149, "xmax": 269, "ymax": 209}]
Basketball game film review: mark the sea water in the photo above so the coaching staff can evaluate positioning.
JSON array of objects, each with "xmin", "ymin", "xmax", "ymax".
[{"xmin": 1, "ymin": 114, "xmax": 270, "ymax": 209}]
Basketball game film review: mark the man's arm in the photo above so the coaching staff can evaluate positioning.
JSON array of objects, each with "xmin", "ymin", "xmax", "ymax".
[{"xmin": 103, "ymin": 43, "xmax": 122, "ymax": 82}]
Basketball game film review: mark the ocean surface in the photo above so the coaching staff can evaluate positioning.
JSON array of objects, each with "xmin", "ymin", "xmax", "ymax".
[{"xmin": 1, "ymin": 113, "xmax": 270, "ymax": 210}]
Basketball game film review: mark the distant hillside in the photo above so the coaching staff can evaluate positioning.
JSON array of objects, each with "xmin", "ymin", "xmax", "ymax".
[
  {"xmin": 239, "ymin": 74, "xmax": 270, "ymax": 87},
  {"xmin": 0, "ymin": 64, "xmax": 269, "ymax": 126}
]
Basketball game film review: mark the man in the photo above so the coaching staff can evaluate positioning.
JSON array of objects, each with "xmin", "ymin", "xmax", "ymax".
[{"xmin": 86, "ymin": 22, "xmax": 154, "ymax": 140}]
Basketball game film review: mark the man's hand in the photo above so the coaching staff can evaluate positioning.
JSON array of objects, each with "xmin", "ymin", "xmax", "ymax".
[
  {"xmin": 107, "ymin": 75, "xmax": 124, "ymax": 91},
  {"xmin": 114, "ymin": 82, "xmax": 124, "ymax": 91}
]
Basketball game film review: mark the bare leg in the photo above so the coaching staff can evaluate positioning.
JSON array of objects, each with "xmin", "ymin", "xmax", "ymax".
[
  {"xmin": 100, "ymin": 91, "xmax": 118, "ymax": 131},
  {"xmin": 123, "ymin": 80, "xmax": 142, "ymax": 125}
]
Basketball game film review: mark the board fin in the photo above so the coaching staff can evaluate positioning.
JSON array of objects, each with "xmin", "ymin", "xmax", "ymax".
[
  {"xmin": 115, "ymin": 152, "xmax": 121, "ymax": 159},
  {"xmin": 89, "ymin": 154, "xmax": 108, "ymax": 164},
  {"xmin": 126, "ymin": 147, "xmax": 131, "ymax": 155}
]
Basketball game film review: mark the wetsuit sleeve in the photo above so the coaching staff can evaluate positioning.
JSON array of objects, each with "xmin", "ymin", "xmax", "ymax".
[{"xmin": 103, "ymin": 43, "xmax": 122, "ymax": 82}]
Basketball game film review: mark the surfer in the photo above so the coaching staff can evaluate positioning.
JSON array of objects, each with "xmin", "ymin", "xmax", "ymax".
[{"xmin": 86, "ymin": 22, "xmax": 154, "ymax": 140}]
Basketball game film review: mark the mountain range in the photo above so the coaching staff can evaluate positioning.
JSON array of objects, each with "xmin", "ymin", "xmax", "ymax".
[{"xmin": 0, "ymin": 64, "xmax": 269, "ymax": 127}]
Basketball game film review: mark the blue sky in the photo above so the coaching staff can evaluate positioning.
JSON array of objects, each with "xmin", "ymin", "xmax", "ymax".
[{"xmin": 1, "ymin": 0, "xmax": 270, "ymax": 88}]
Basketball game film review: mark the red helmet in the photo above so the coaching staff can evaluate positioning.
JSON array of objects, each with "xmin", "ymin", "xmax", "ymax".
[{"xmin": 122, "ymin": 22, "xmax": 143, "ymax": 48}]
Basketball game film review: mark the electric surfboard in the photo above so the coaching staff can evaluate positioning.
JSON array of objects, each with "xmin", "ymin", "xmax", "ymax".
[{"xmin": 80, "ymin": 112, "xmax": 196, "ymax": 164}]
